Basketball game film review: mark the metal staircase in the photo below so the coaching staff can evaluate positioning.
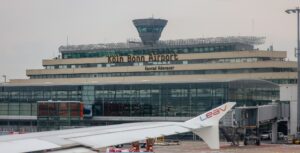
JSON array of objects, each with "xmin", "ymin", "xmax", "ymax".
[{"xmin": 220, "ymin": 127, "xmax": 240, "ymax": 146}]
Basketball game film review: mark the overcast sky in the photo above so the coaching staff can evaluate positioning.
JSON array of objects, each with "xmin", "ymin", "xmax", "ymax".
[{"xmin": 0, "ymin": 0, "xmax": 300, "ymax": 80}]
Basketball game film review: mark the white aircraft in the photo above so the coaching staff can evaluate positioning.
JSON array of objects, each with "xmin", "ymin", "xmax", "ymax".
[{"xmin": 0, "ymin": 102, "xmax": 235, "ymax": 153}]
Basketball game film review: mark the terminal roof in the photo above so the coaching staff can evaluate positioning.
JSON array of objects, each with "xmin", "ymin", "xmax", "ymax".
[
  {"xmin": 59, "ymin": 36, "xmax": 265, "ymax": 53},
  {"xmin": 6, "ymin": 77, "xmax": 278, "ymax": 89}
]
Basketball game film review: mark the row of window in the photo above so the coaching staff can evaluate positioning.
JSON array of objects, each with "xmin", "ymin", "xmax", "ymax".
[
  {"xmin": 136, "ymin": 26, "xmax": 164, "ymax": 33},
  {"xmin": 94, "ymin": 88, "xmax": 225, "ymax": 98},
  {"xmin": 0, "ymin": 87, "xmax": 276, "ymax": 101},
  {"xmin": 0, "ymin": 90, "xmax": 82, "ymax": 101},
  {"xmin": 0, "ymin": 103, "xmax": 37, "ymax": 116},
  {"xmin": 0, "ymin": 88, "xmax": 225, "ymax": 101},
  {"xmin": 30, "ymin": 68, "xmax": 297, "ymax": 79},
  {"xmin": 0, "ymin": 85, "xmax": 278, "ymax": 101},
  {"xmin": 268, "ymin": 79, "xmax": 297, "ymax": 84},
  {"xmin": 38, "ymin": 102, "xmax": 82, "ymax": 117},
  {"xmin": 45, "ymin": 57, "xmax": 279, "ymax": 70},
  {"xmin": 0, "ymin": 82, "xmax": 279, "ymax": 117},
  {"xmin": 62, "ymin": 43, "xmax": 248, "ymax": 59}
]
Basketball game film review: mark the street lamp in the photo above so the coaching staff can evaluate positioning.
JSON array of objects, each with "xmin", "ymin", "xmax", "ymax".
[{"xmin": 286, "ymin": 7, "xmax": 300, "ymax": 132}]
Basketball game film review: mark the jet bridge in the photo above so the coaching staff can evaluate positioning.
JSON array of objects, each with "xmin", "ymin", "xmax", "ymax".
[
  {"xmin": 235, "ymin": 102, "xmax": 289, "ymax": 127},
  {"xmin": 219, "ymin": 102, "xmax": 289, "ymax": 145},
  {"xmin": 235, "ymin": 102, "xmax": 290, "ymax": 143}
]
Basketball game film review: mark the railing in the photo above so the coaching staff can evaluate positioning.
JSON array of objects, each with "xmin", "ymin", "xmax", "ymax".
[{"xmin": 59, "ymin": 36, "xmax": 265, "ymax": 52}]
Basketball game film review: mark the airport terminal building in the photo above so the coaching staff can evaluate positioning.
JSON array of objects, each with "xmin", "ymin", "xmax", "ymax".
[{"xmin": 0, "ymin": 18, "xmax": 297, "ymax": 131}]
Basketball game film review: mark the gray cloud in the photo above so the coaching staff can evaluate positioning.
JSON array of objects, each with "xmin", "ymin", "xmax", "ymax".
[{"xmin": 0, "ymin": 0, "xmax": 299, "ymax": 80}]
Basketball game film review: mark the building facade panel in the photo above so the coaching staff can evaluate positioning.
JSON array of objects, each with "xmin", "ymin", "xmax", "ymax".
[
  {"xmin": 9, "ymin": 72, "xmax": 296, "ymax": 87},
  {"xmin": 27, "ymin": 61, "xmax": 297, "ymax": 76},
  {"xmin": 42, "ymin": 51, "xmax": 287, "ymax": 66}
]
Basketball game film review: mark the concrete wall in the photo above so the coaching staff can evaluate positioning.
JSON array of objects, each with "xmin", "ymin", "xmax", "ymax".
[
  {"xmin": 27, "ymin": 61, "xmax": 297, "ymax": 75},
  {"xmin": 9, "ymin": 72, "xmax": 297, "ymax": 85}
]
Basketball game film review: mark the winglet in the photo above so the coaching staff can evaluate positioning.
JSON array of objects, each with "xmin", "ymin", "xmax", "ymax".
[{"xmin": 184, "ymin": 102, "xmax": 236, "ymax": 149}]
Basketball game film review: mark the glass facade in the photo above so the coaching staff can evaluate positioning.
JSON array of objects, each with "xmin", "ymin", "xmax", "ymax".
[
  {"xmin": 136, "ymin": 26, "xmax": 164, "ymax": 33},
  {"xmin": 0, "ymin": 80, "xmax": 279, "ymax": 118},
  {"xmin": 268, "ymin": 79, "xmax": 297, "ymax": 84},
  {"xmin": 37, "ymin": 101, "xmax": 83, "ymax": 131},
  {"xmin": 61, "ymin": 43, "xmax": 252, "ymax": 59}
]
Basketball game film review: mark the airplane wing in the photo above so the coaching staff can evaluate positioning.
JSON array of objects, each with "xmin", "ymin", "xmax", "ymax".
[{"xmin": 0, "ymin": 102, "xmax": 235, "ymax": 153}]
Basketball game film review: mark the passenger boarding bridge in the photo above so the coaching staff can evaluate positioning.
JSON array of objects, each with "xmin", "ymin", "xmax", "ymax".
[{"xmin": 220, "ymin": 102, "xmax": 290, "ymax": 144}]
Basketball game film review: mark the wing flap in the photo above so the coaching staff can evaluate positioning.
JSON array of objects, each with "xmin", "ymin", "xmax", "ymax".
[{"xmin": 68, "ymin": 124, "xmax": 190, "ymax": 149}]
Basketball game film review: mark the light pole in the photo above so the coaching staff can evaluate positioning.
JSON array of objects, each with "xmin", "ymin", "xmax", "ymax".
[
  {"xmin": 2, "ymin": 75, "xmax": 6, "ymax": 83},
  {"xmin": 286, "ymin": 7, "xmax": 300, "ymax": 132}
]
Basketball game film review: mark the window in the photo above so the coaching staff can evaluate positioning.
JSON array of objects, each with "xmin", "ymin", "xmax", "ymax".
[
  {"xmin": 59, "ymin": 65, "xmax": 67, "ymax": 69},
  {"xmin": 171, "ymin": 89, "xmax": 188, "ymax": 97},
  {"xmin": 45, "ymin": 66, "xmax": 55, "ymax": 69}
]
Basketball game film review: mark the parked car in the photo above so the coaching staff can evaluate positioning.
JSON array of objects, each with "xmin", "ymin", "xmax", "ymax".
[
  {"xmin": 260, "ymin": 132, "xmax": 271, "ymax": 140},
  {"xmin": 270, "ymin": 132, "xmax": 286, "ymax": 140}
]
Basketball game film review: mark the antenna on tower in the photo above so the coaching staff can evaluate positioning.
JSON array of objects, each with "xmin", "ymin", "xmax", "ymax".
[
  {"xmin": 67, "ymin": 36, "xmax": 69, "ymax": 46},
  {"xmin": 251, "ymin": 18, "xmax": 255, "ymax": 34}
]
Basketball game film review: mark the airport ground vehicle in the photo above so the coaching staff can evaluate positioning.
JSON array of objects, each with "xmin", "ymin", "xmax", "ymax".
[
  {"xmin": 292, "ymin": 132, "xmax": 300, "ymax": 144},
  {"xmin": 244, "ymin": 128, "xmax": 260, "ymax": 146},
  {"xmin": 244, "ymin": 135, "xmax": 260, "ymax": 146}
]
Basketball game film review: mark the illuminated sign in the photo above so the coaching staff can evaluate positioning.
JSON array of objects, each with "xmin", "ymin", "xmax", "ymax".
[
  {"xmin": 199, "ymin": 105, "xmax": 227, "ymax": 121},
  {"xmin": 107, "ymin": 54, "xmax": 178, "ymax": 63}
]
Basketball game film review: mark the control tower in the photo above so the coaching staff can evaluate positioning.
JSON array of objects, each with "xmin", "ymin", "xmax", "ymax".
[{"xmin": 133, "ymin": 18, "xmax": 168, "ymax": 45}]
